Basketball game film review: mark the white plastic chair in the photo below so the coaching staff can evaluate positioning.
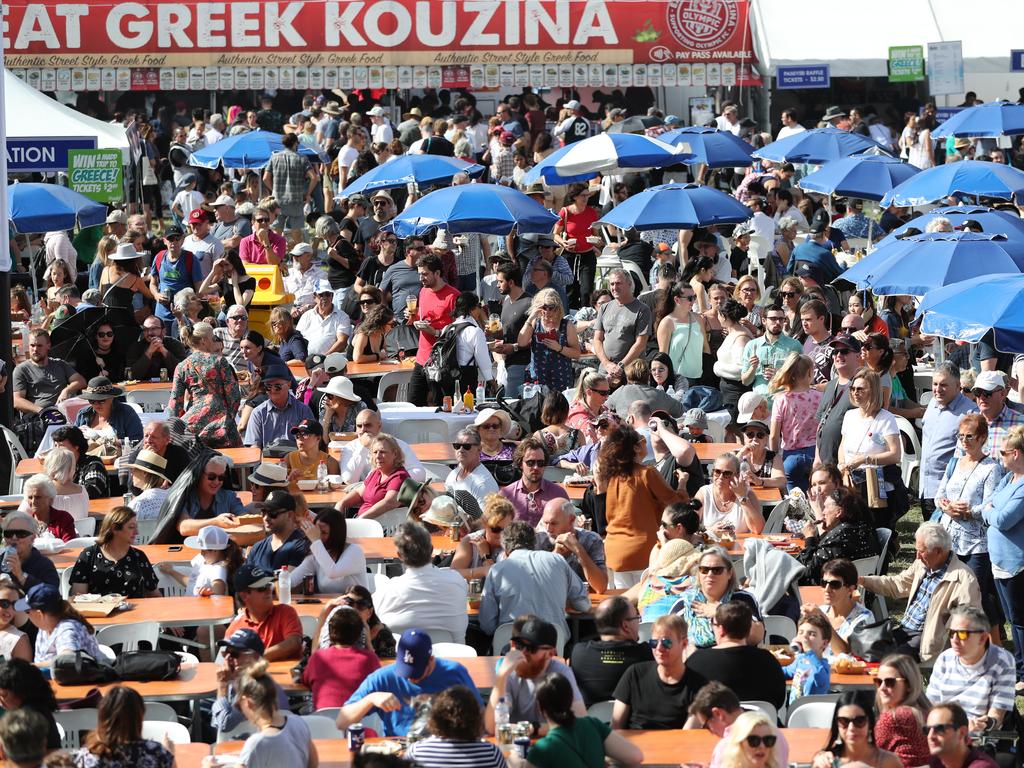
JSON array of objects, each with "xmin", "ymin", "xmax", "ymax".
[
  {"xmin": 74, "ymin": 517, "xmax": 97, "ymax": 537},
  {"xmin": 370, "ymin": 506, "xmax": 410, "ymax": 536},
  {"xmin": 391, "ymin": 418, "xmax": 450, "ymax": 445},
  {"xmin": 761, "ymin": 500, "xmax": 790, "ymax": 535},
  {"xmin": 346, "ymin": 518, "xmax": 385, "ymax": 538},
  {"xmin": 98, "ymin": 644, "xmax": 116, "ymax": 661},
  {"xmin": 1, "ymin": 426, "xmax": 29, "ymax": 495},
  {"xmin": 852, "ymin": 556, "xmax": 877, "ymax": 579},
  {"xmin": 300, "ymin": 614, "xmax": 320, "ymax": 640},
  {"xmin": 761, "ymin": 616, "xmax": 797, "ymax": 645},
  {"xmin": 59, "ymin": 568, "xmax": 73, "ymax": 599},
  {"xmin": 141, "ymin": 721, "xmax": 191, "ymax": 744},
  {"xmin": 542, "ymin": 466, "xmax": 572, "ymax": 483},
  {"xmin": 376, "ymin": 370, "xmax": 414, "ymax": 403},
  {"xmin": 156, "ymin": 563, "xmax": 191, "ymax": 597},
  {"xmin": 421, "ymin": 461, "xmax": 454, "ymax": 480},
  {"xmin": 125, "ymin": 389, "xmax": 171, "ymax": 414},
  {"xmin": 586, "ymin": 700, "xmax": 615, "ymax": 724},
  {"xmin": 786, "ymin": 696, "xmax": 841, "ymax": 728},
  {"xmin": 894, "ymin": 414, "xmax": 922, "ymax": 492},
  {"xmin": 742, "ymin": 700, "xmax": 779, "ymax": 725},
  {"xmin": 135, "ymin": 518, "xmax": 159, "ymax": 545},
  {"xmin": 637, "ymin": 621, "xmax": 655, "ymax": 643},
  {"xmin": 143, "ymin": 702, "xmax": 180, "ymax": 723},
  {"xmin": 300, "ymin": 715, "xmax": 346, "ymax": 739},
  {"xmin": 55, "ymin": 709, "xmax": 98, "ymax": 749},
  {"xmin": 96, "ymin": 621, "xmax": 160, "ymax": 652},
  {"xmin": 63, "ymin": 536, "xmax": 97, "ymax": 549},
  {"xmin": 175, "ymin": 651, "xmax": 200, "ymax": 664},
  {"xmin": 432, "ymin": 642, "xmax": 478, "ymax": 657}
]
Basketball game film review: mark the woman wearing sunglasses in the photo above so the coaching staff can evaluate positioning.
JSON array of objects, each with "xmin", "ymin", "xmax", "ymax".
[
  {"xmin": 718, "ymin": 710, "xmax": 782, "ymax": 768},
  {"xmin": 0, "ymin": 512, "xmax": 58, "ymax": 595},
  {"xmin": 736, "ymin": 420, "xmax": 787, "ymax": 491},
  {"xmin": 695, "ymin": 453, "xmax": 765, "ymax": 541},
  {"xmin": 670, "ymin": 546, "xmax": 764, "ymax": 648},
  {"xmin": 313, "ymin": 585, "xmax": 396, "ymax": 659},
  {"xmin": 871, "ymin": 653, "xmax": 930, "ymax": 768},
  {"xmin": 268, "ymin": 307, "xmax": 308, "ymax": 363},
  {"xmin": 451, "ymin": 494, "xmax": 514, "ymax": 582},
  {"xmin": 566, "ymin": 371, "xmax": 613, "ymax": 445},
  {"xmin": 803, "ymin": 558, "xmax": 872, "ymax": 657},
  {"xmin": 350, "ymin": 303, "xmax": 395, "ymax": 365},
  {"xmin": 859, "ymin": 333, "xmax": 894, "ymax": 406},
  {"xmin": 0, "ymin": 582, "xmax": 30, "ymax": 661},
  {"xmin": 811, "ymin": 692, "xmax": 901, "ymax": 768},
  {"xmin": 174, "ymin": 453, "xmax": 244, "ymax": 541},
  {"xmin": 777, "ymin": 277, "xmax": 804, "ymax": 339},
  {"xmin": 69, "ymin": 507, "xmax": 160, "ymax": 599}
]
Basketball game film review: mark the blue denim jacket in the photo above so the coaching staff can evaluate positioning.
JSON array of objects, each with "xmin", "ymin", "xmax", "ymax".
[{"xmin": 983, "ymin": 472, "xmax": 1024, "ymax": 575}]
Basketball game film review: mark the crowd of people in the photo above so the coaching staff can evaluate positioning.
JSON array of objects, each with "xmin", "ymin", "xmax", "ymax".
[{"xmin": 3, "ymin": 87, "xmax": 1024, "ymax": 768}]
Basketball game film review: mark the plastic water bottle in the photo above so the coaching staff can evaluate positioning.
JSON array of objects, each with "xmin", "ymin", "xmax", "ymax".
[
  {"xmin": 739, "ymin": 460, "xmax": 752, "ymax": 476},
  {"xmin": 522, "ymin": 381, "xmax": 536, "ymax": 400},
  {"xmin": 666, "ymin": 384, "xmax": 675, "ymax": 398},
  {"xmin": 494, "ymin": 696, "xmax": 510, "ymax": 729},
  {"xmin": 316, "ymin": 460, "xmax": 329, "ymax": 492},
  {"xmin": 0, "ymin": 546, "xmax": 14, "ymax": 574},
  {"xmin": 277, "ymin": 566, "xmax": 291, "ymax": 605},
  {"xmin": 122, "ymin": 437, "xmax": 131, "ymax": 455},
  {"xmin": 476, "ymin": 382, "xmax": 486, "ymax": 405}
]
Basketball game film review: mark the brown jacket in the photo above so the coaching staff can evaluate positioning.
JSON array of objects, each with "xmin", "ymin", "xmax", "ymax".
[
  {"xmin": 604, "ymin": 465, "xmax": 687, "ymax": 572},
  {"xmin": 861, "ymin": 553, "xmax": 981, "ymax": 663}
]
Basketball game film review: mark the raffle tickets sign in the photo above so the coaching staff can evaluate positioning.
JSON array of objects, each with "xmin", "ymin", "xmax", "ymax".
[{"xmin": 68, "ymin": 149, "xmax": 124, "ymax": 203}]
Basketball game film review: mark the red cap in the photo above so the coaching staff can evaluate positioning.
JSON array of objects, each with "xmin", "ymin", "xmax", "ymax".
[{"xmin": 188, "ymin": 208, "xmax": 212, "ymax": 224}]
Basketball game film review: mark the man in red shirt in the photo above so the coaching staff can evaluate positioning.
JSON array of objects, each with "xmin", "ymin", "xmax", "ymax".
[
  {"xmin": 224, "ymin": 564, "xmax": 303, "ymax": 660},
  {"xmin": 407, "ymin": 249, "xmax": 460, "ymax": 406}
]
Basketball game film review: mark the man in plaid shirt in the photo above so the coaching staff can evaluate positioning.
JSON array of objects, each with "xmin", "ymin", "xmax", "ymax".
[
  {"xmin": 262, "ymin": 132, "xmax": 317, "ymax": 247},
  {"xmin": 490, "ymin": 131, "xmax": 517, "ymax": 184},
  {"xmin": 972, "ymin": 370, "xmax": 1024, "ymax": 456}
]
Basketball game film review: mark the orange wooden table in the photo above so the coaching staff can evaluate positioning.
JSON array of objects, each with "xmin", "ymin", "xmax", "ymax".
[
  {"xmin": 87, "ymin": 493, "xmax": 255, "ymax": 518},
  {"xmin": 17, "ymin": 446, "xmax": 262, "ymax": 478},
  {"xmin": 267, "ymin": 654, "xmax": 499, "ymax": 693},
  {"xmin": 83, "ymin": 595, "xmax": 237, "ymax": 628},
  {"xmin": 409, "ymin": 442, "xmax": 456, "ymax": 463},
  {"xmin": 694, "ymin": 442, "xmax": 743, "ymax": 463},
  {"xmin": 171, "ymin": 743, "xmax": 210, "ymax": 768},
  {"xmin": 345, "ymin": 358, "xmax": 416, "ymax": 379},
  {"xmin": 123, "ymin": 381, "xmax": 174, "ymax": 392},
  {"xmin": 51, "ymin": 661, "xmax": 218, "ymax": 702},
  {"xmin": 48, "ymin": 544, "xmax": 195, "ymax": 570},
  {"xmin": 348, "ymin": 534, "xmax": 456, "ymax": 562}
]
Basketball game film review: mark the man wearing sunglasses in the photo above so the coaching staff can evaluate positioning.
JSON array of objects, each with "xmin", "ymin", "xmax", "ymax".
[
  {"xmin": 498, "ymin": 438, "xmax": 568, "ymax": 528},
  {"xmin": 149, "ymin": 224, "xmax": 203, "ymax": 335},
  {"xmin": 741, "ymin": 303, "xmax": 802, "ymax": 402},
  {"xmin": 211, "ymin": 628, "xmax": 291, "ymax": 736},
  {"xmin": 814, "ymin": 334, "xmax": 862, "ymax": 466},
  {"xmin": 570, "ymin": 596, "xmax": 652, "ymax": 708},
  {"xmin": 445, "ymin": 428, "xmax": 499, "ymax": 499},
  {"xmin": 242, "ymin": 364, "xmax": 314, "ymax": 450},
  {"xmin": 243, "ymin": 490, "xmax": 312, "ymax": 576},
  {"xmin": 920, "ymin": 363, "xmax": 978, "ymax": 521},
  {"xmin": 127, "ymin": 315, "xmax": 188, "ymax": 382},
  {"xmin": 970, "ymin": 370, "xmax": 1024, "ymax": 458},
  {"xmin": 925, "ymin": 606, "xmax": 1014, "ymax": 736},
  {"xmin": 223, "ymin": 565, "xmax": 303, "ymax": 662},
  {"xmin": 485, "ymin": 617, "xmax": 586, "ymax": 736},
  {"xmin": 687, "ymin": 682, "xmax": 791, "ymax": 768},
  {"xmin": 0, "ymin": 511, "xmax": 58, "ymax": 592},
  {"xmin": 923, "ymin": 702, "xmax": 999, "ymax": 768},
  {"xmin": 239, "ymin": 203, "xmax": 287, "ymax": 266}
]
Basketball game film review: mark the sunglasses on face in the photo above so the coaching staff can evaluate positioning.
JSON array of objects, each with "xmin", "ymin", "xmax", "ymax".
[
  {"xmin": 833, "ymin": 349, "xmax": 855, "ymax": 357},
  {"xmin": 923, "ymin": 723, "xmax": 955, "ymax": 735},
  {"xmin": 821, "ymin": 579, "xmax": 846, "ymax": 590},
  {"xmin": 343, "ymin": 596, "xmax": 370, "ymax": 609},
  {"xmin": 745, "ymin": 735, "xmax": 777, "ymax": 748},
  {"xmin": 452, "ymin": 442, "xmax": 478, "ymax": 450},
  {"xmin": 165, "ymin": 235, "xmax": 182, "ymax": 242},
  {"xmin": 873, "ymin": 676, "xmax": 905, "ymax": 688},
  {"xmin": 589, "ymin": 388, "xmax": 610, "ymax": 396},
  {"xmin": 848, "ymin": 386, "xmax": 869, "ymax": 393},
  {"xmin": 511, "ymin": 638, "xmax": 547, "ymax": 654},
  {"xmin": 837, "ymin": 715, "xmax": 869, "ymax": 729},
  {"xmin": 712, "ymin": 469, "xmax": 734, "ymax": 478},
  {"xmin": 359, "ymin": 299, "xmax": 379, "ymax": 306},
  {"xmin": 972, "ymin": 389, "xmax": 997, "ymax": 398},
  {"xmin": 523, "ymin": 459, "xmax": 545, "ymax": 468},
  {"xmin": 647, "ymin": 637, "xmax": 674, "ymax": 649},
  {"xmin": 0, "ymin": 600, "xmax": 13, "ymax": 610},
  {"xmin": 957, "ymin": 433, "xmax": 977, "ymax": 442},
  {"xmin": 743, "ymin": 431, "xmax": 767, "ymax": 440},
  {"xmin": 480, "ymin": 422, "xmax": 502, "ymax": 430},
  {"xmin": 205, "ymin": 473, "xmax": 226, "ymax": 483},
  {"xmin": 680, "ymin": 294, "xmax": 696, "ymax": 301},
  {"xmin": 698, "ymin": 565, "xmax": 727, "ymax": 575},
  {"xmin": 262, "ymin": 508, "xmax": 287, "ymax": 519},
  {"xmin": 488, "ymin": 525, "xmax": 506, "ymax": 534},
  {"xmin": 265, "ymin": 382, "xmax": 288, "ymax": 392},
  {"xmin": 96, "ymin": 331, "xmax": 114, "ymax": 338},
  {"xmin": 780, "ymin": 291, "xmax": 799, "ymax": 298},
  {"xmin": 255, "ymin": 218, "xmax": 270, "ymax": 224},
  {"xmin": 2, "ymin": 530, "xmax": 31, "ymax": 540},
  {"xmin": 765, "ymin": 315, "xmax": 786, "ymax": 323},
  {"xmin": 948, "ymin": 628, "xmax": 985, "ymax": 641}
]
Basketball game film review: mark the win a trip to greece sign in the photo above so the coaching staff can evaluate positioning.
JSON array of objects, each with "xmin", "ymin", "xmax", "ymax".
[{"xmin": 68, "ymin": 149, "xmax": 124, "ymax": 203}]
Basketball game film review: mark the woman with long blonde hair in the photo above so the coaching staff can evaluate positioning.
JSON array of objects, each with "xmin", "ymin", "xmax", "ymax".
[
  {"xmin": 566, "ymin": 369, "xmax": 612, "ymax": 444},
  {"xmin": 89, "ymin": 235, "xmax": 119, "ymax": 291},
  {"xmin": 719, "ymin": 711, "xmax": 782, "ymax": 768},
  {"xmin": 768, "ymin": 353, "xmax": 821, "ymax": 491}
]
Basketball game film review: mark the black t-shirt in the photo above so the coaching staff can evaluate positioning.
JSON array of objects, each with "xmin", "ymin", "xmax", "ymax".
[
  {"xmin": 815, "ymin": 378, "xmax": 852, "ymax": 466},
  {"xmin": 356, "ymin": 253, "xmax": 395, "ymax": 289},
  {"xmin": 656, "ymin": 453, "xmax": 704, "ymax": 499},
  {"xmin": 501, "ymin": 295, "xmax": 532, "ymax": 366},
  {"xmin": 684, "ymin": 645, "xmax": 788, "ymax": 710},
  {"xmin": 570, "ymin": 638, "xmax": 653, "ymax": 707},
  {"xmin": 327, "ymin": 235, "xmax": 360, "ymax": 289},
  {"xmin": 612, "ymin": 661, "xmax": 701, "ymax": 729},
  {"xmin": 220, "ymin": 276, "xmax": 257, "ymax": 310}
]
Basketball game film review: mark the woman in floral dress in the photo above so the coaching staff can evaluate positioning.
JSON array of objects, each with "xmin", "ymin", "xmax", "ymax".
[{"xmin": 167, "ymin": 322, "xmax": 242, "ymax": 448}]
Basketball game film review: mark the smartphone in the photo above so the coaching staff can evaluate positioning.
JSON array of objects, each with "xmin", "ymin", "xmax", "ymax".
[
  {"xmin": 168, "ymin": 545, "xmax": 183, "ymax": 552},
  {"xmin": 296, "ymin": 598, "xmax": 322, "ymax": 604}
]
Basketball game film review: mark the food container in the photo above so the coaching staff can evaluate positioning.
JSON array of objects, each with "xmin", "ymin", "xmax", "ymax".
[{"xmin": 297, "ymin": 479, "xmax": 318, "ymax": 492}]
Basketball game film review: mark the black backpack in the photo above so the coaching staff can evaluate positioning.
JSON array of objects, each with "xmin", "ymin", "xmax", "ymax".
[
  {"xmin": 113, "ymin": 650, "xmax": 182, "ymax": 681},
  {"xmin": 53, "ymin": 651, "xmax": 118, "ymax": 685},
  {"xmin": 424, "ymin": 321, "xmax": 472, "ymax": 384}
]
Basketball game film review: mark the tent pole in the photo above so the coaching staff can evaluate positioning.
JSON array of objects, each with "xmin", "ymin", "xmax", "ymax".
[{"xmin": 0, "ymin": 45, "xmax": 14, "ymax": 429}]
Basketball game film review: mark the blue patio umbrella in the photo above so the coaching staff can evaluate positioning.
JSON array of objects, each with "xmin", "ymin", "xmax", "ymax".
[
  {"xmin": 188, "ymin": 130, "xmax": 322, "ymax": 170},
  {"xmin": 340, "ymin": 155, "xmax": 485, "ymax": 196},
  {"xmin": 877, "ymin": 205, "xmax": 1024, "ymax": 246},
  {"xmin": 752, "ymin": 127, "xmax": 886, "ymax": 165},
  {"xmin": 880, "ymin": 161, "xmax": 1024, "ymax": 207},
  {"xmin": 523, "ymin": 132, "xmax": 690, "ymax": 186},
  {"xmin": 917, "ymin": 273, "xmax": 1024, "ymax": 352},
  {"xmin": 383, "ymin": 183, "xmax": 558, "ymax": 237},
  {"xmin": 932, "ymin": 101, "xmax": 1024, "ymax": 138},
  {"xmin": 596, "ymin": 183, "xmax": 752, "ymax": 231},
  {"xmin": 8, "ymin": 182, "xmax": 106, "ymax": 233},
  {"xmin": 798, "ymin": 155, "xmax": 922, "ymax": 201},
  {"xmin": 836, "ymin": 232, "xmax": 1024, "ymax": 296},
  {"xmin": 659, "ymin": 127, "xmax": 754, "ymax": 168}
]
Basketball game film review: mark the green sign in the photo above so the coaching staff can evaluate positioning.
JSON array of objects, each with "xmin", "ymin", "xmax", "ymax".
[
  {"xmin": 67, "ymin": 149, "xmax": 123, "ymax": 202},
  {"xmin": 889, "ymin": 45, "xmax": 925, "ymax": 82}
]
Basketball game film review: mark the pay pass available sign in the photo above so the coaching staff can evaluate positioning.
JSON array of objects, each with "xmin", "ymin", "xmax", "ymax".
[{"xmin": 68, "ymin": 149, "xmax": 124, "ymax": 203}]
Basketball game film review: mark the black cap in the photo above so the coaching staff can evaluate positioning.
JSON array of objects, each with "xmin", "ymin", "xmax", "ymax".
[
  {"xmin": 514, "ymin": 618, "xmax": 558, "ymax": 649},
  {"xmin": 232, "ymin": 564, "xmax": 275, "ymax": 592},
  {"xmin": 264, "ymin": 490, "xmax": 297, "ymax": 514}
]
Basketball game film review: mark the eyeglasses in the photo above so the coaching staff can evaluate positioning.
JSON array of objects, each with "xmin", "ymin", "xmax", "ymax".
[
  {"xmin": 205, "ymin": 473, "xmax": 226, "ymax": 483},
  {"xmin": 265, "ymin": 382, "xmax": 288, "ymax": 392},
  {"xmin": 96, "ymin": 331, "xmax": 114, "ymax": 338},
  {"xmin": 698, "ymin": 565, "xmax": 727, "ymax": 575},
  {"xmin": 680, "ymin": 294, "xmax": 696, "ymax": 301},
  {"xmin": 837, "ymin": 715, "xmax": 869, "ymax": 729},
  {"xmin": 765, "ymin": 315, "xmax": 786, "ymax": 323},
  {"xmin": 712, "ymin": 469, "xmax": 734, "ymax": 478},
  {"xmin": 922, "ymin": 723, "xmax": 955, "ymax": 735},
  {"xmin": 745, "ymin": 735, "xmax": 777, "ymax": 748},
  {"xmin": 956, "ymin": 433, "xmax": 977, "ymax": 442},
  {"xmin": 589, "ymin": 388, "xmax": 610, "ymax": 396},
  {"xmin": 873, "ymin": 676, "xmax": 905, "ymax": 688},
  {"xmin": 948, "ymin": 628, "xmax": 985, "ymax": 641},
  {"xmin": 647, "ymin": 637, "xmax": 674, "ymax": 649},
  {"xmin": 821, "ymin": 579, "xmax": 846, "ymax": 590},
  {"xmin": 452, "ymin": 442, "xmax": 478, "ymax": 450},
  {"xmin": 255, "ymin": 217, "xmax": 270, "ymax": 224},
  {"xmin": 480, "ymin": 422, "xmax": 502, "ymax": 430},
  {"xmin": 523, "ymin": 459, "xmax": 545, "ymax": 468},
  {"xmin": 2, "ymin": 530, "xmax": 32, "ymax": 540}
]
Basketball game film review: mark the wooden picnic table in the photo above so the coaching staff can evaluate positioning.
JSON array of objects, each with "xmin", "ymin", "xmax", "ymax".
[
  {"xmin": 123, "ymin": 381, "xmax": 173, "ymax": 392},
  {"xmin": 16, "ymin": 446, "xmax": 262, "ymax": 479},
  {"xmin": 83, "ymin": 595, "xmax": 237, "ymax": 628},
  {"xmin": 47, "ymin": 544, "xmax": 194, "ymax": 570},
  {"xmin": 87, "ymin": 493, "xmax": 255, "ymax": 518},
  {"xmin": 52, "ymin": 660, "xmax": 218, "ymax": 702},
  {"xmin": 344, "ymin": 358, "xmax": 416, "ymax": 380}
]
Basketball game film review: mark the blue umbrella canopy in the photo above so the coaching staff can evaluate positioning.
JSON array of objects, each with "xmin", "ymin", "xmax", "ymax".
[
  {"xmin": 877, "ymin": 205, "xmax": 1024, "ymax": 246},
  {"xmin": 918, "ymin": 273, "xmax": 1024, "ymax": 352},
  {"xmin": 596, "ymin": 183, "xmax": 752, "ymax": 231},
  {"xmin": 836, "ymin": 232, "xmax": 1024, "ymax": 296},
  {"xmin": 523, "ymin": 132, "xmax": 689, "ymax": 186},
  {"xmin": 340, "ymin": 155, "xmax": 484, "ymax": 196},
  {"xmin": 188, "ymin": 130, "xmax": 322, "ymax": 170},
  {"xmin": 880, "ymin": 160, "xmax": 1024, "ymax": 207},
  {"xmin": 798, "ymin": 155, "xmax": 922, "ymax": 201},
  {"xmin": 932, "ymin": 101, "xmax": 1024, "ymax": 138},
  {"xmin": 752, "ymin": 127, "xmax": 886, "ymax": 164},
  {"xmin": 383, "ymin": 183, "xmax": 558, "ymax": 237},
  {"xmin": 8, "ymin": 182, "xmax": 107, "ymax": 233},
  {"xmin": 658, "ymin": 127, "xmax": 754, "ymax": 168}
]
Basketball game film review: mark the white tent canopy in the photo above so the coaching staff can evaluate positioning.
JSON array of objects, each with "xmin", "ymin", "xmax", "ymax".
[
  {"xmin": 4, "ymin": 69, "xmax": 129, "ymax": 161},
  {"xmin": 751, "ymin": 0, "xmax": 1024, "ymax": 79}
]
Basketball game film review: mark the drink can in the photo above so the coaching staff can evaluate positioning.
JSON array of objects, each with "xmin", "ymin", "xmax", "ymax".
[
  {"xmin": 469, "ymin": 578, "xmax": 482, "ymax": 598},
  {"xmin": 303, "ymin": 575, "xmax": 316, "ymax": 596},
  {"xmin": 160, "ymin": 368, "xmax": 169, "ymax": 382},
  {"xmin": 347, "ymin": 723, "xmax": 365, "ymax": 752},
  {"xmin": 513, "ymin": 736, "xmax": 530, "ymax": 759},
  {"xmin": 496, "ymin": 723, "xmax": 514, "ymax": 745},
  {"xmin": 123, "ymin": 493, "xmax": 133, "ymax": 507}
]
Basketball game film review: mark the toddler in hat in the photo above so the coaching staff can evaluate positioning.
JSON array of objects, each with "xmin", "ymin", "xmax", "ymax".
[
  {"xmin": 160, "ymin": 525, "xmax": 241, "ymax": 598},
  {"xmin": 681, "ymin": 408, "xmax": 711, "ymax": 444}
]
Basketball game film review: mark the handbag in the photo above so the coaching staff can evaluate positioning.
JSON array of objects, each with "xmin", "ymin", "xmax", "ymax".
[
  {"xmin": 52, "ymin": 651, "xmax": 119, "ymax": 685},
  {"xmin": 848, "ymin": 618, "xmax": 897, "ymax": 662},
  {"xmin": 113, "ymin": 650, "xmax": 181, "ymax": 681},
  {"xmin": 864, "ymin": 465, "xmax": 888, "ymax": 509},
  {"xmin": 87, "ymin": 436, "xmax": 122, "ymax": 460}
]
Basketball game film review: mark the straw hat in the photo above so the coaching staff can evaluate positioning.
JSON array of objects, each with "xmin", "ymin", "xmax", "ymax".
[
  {"xmin": 421, "ymin": 495, "xmax": 460, "ymax": 528},
  {"xmin": 472, "ymin": 408, "xmax": 512, "ymax": 437},
  {"xmin": 126, "ymin": 449, "xmax": 171, "ymax": 485},
  {"xmin": 652, "ymin": 539, "xmax": 701, "ymax": 579}
]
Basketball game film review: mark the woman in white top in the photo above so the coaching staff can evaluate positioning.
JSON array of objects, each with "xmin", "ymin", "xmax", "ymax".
[
  {"xmin": 125, "ymin": 449, "xmax": 173, "ymax": 522},
  {"xmin": 838, "ymin": 368, "xmax": 902, "ymax": 476},
  {"xmin": 712, "ymin": 299, "xmax": 754, "ymax": 437},
  {"xmin": 0, "ymin": 582, "xmax": 31, "ymax": 661},
  {"xmin": 695, "ymin": 453, "xmax": 765, "ymax": 537},
  {"xmin": 35, "ymin": 447, "xmax": 89, "ymax": 522},
  {"xmin": 293, "ymin": 509, "xmax": 368, "ymax": 593}
]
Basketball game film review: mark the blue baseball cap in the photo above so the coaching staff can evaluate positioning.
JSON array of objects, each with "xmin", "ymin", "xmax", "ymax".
[
  {"xmin": 261, "ymin": 364, "xmax": 291, "ymax": 382},
  {"xmin": 14, "ymin": 583, "xmax": 62, "ymax": 612},
  {"xmin": 217, "ymin": 628, "xmax": 265, "ymax": 655},
  {"xmin": 395, "ymin": 629, "xmax": 433, "ymax": 678},
  {"xmin": 233, "ymin": 563, "xmax": 275, "ymax": 593}
]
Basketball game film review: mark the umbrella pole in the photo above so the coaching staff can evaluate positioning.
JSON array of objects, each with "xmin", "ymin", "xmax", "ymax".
[{"xmin": 0, "ymin": 44, "xmax": 13, "ymax": 427}]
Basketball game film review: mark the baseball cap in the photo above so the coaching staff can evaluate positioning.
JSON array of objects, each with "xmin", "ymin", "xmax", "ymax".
[
  {"xmin": 261, "ymin": 364, "xmax": 291, "ymax": 382},
  {"xmin": 974, "ymin": 370, "xmax": 1006, "ymax": 392},
  {"xmin": 290, "ymin": 243, "xmax": 313, "ymax": 257},
  {"xmin": 213, "ymin": 194, "xmax": 236, "ymax": 207},
  {"xmin": 499, "ymin": 131, "xmax": 516, "ymax": 145},
  {"xmin": 367, "ymin": 105, "xmax": 386, "ymax": 117},
  {"xmin": 347, "ymin": 193, "xmax": 370, "ymax": 208},
  {"xmin": 395, "ymin": 629, "xmax": 434, "ymax": 678},
  {"xmin": 313, "ymin": 279, "xmax": 334, "ymax": 296},
  {"xmin": 564, "ymin": 100, "xmax": 581, "ymax": 111},
  {"xmin": 290, "ymin": 418, "xmax": 324, "ymax": 437},
  {"xmin": 742, "ymin": 419, "xmax": 770, "ymax": 433},
  {"xmin": 793, "ymin": 263, "xmax": 817, "ymax": 280},
  {"xmin": 105, "ymin": 210, "xmax": 128, "ymax": 225},
  {"xmin": 188, "ymin": 208, "xmax": 213, "ymax": 225},
  {"xmin": 324, "ymin": 353, "xmax": 348, "ymax": 374},
  {"xmin": 217, "ymin": 628, "xmax": 265, "ymax": 655},
  {"xmin": 683, "ymin": 408, "xmax": 708, "ymax": 429},
  {"xmin": 183, "ymin": 525, "xmax": 230, "ymax": 552},
  {"xmin": 164, "ymin": 224, "xmax": 185, "ymax": 239},
  {"xmin": 830, "ymin": 333, "xmax": 863, "ymax": 353},
  {"xmin": 14, "ymin": 583, "xmax": 62, "ymax": 612},
  {"xmin": 232, "ymin": 564, "xmax": 275, "ymax": 593},
  {"xmin": 264, "ymin": 489, "xmax": 297, "ymax": 514},
  {"xmin": 514, "ymin": 618, "xmax": 558, "ymax": 649},
  {"xmin": 736, "ymin": 392, "xmax": 767, "ymax": 424}
]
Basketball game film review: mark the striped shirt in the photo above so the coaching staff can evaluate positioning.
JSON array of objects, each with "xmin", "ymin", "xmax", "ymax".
[
  {"xmin": 926, "ymin": 644, "xmax": 1017, "ymax": 718},
  {"xmin": 405, "ymin": 737, "xmax": 507, "ymax": 768}
]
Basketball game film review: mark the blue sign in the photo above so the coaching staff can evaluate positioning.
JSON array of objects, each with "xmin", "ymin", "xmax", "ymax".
[
  {"xmin": 932, "ymin": 107, "xmax": 965, "ymax": 122},
  {"xmin": 776, "ymin": 65, "xmax": 830, "ymax": 90},
  {"xmin": 1012, "ymin": 50, "xmax": 1024, "ymax": 72},
  {"xmin": 6, "ymin": 137, "xmax": 97, "ymax": 173}
]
